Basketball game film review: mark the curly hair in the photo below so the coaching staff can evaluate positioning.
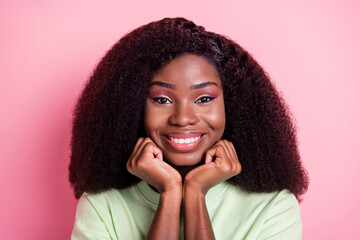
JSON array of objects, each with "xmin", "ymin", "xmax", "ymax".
[{"xmin": 69, "ymin": 17, "xmax": 308, "ymax": 200}]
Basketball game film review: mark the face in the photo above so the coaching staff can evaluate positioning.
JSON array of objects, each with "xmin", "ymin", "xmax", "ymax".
[{"xmin": 144, "ymin": 54, "xmax": 226, "ymax": 166}]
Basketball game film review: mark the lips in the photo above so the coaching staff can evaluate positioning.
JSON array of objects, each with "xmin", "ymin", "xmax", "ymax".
[{"xmin": 163, "ymin": 132, "xmax": 204, "ymax": 151}]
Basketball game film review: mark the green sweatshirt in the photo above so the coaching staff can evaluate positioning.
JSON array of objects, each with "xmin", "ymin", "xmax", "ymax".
[{"xmin": 72, "ymin": 181, "xmax": 301, "ymax": 239}]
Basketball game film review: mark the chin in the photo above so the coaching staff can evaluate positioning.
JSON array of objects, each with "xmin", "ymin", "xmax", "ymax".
[{"xmin": 164, "ymin": 153, "xmax": 204, "ymax": 167}]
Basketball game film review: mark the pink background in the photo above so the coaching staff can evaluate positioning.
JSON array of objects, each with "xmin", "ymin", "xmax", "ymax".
[{"xmin": 1, "ymin": 0, "xmax": 359, "ymax": 239}]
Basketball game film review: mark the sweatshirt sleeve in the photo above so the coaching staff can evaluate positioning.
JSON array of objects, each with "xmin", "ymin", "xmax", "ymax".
[
  {"xmin": 257, "ymin": 191, "xmax": 302, "ymax": 240},
  {"xmin": 71, "ymin": 193, "xmax": 113, "ymax": 240}
]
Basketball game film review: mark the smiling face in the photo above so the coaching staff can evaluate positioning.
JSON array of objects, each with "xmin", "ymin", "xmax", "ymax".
[{"xmin": 144, "ymin": 54, "xmax": 226, "ymax": 167}]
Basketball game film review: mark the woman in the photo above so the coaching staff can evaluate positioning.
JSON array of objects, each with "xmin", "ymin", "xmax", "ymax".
[{"xmin": 69, "ymin": 17, "xmax": 308, "ymax": 239}]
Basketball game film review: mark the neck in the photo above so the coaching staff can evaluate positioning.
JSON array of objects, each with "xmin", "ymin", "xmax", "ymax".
[
  {"xmin": 170, "ymin": 162, "xmax": 202, "ymax": 180},
  {"xmin": 148, "ymin": 161, "xmax": 203, "ymax": 193}
]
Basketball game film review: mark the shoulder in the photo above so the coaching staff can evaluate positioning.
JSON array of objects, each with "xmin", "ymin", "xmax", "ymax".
[
  {"xmin": 255, "ymin": 189, "xmax": 302, "ymax": 239},
  {"xmin": 78, "ymin": 188, "xmax": 126, "ymax": 209},
  {"xmin": 75, "ymin": 189, "xmax": 126, "ymax": 220},
  {"xmin": 72, "ymin": 187, "xmax": 138, "ymax": 239},
  {"xmin": 222, "ymin": 182, "xmax": 299, "ymax": 210},
  {"xmin": 74, "ymin": 189, "xmax": 124, "ymax": 221},
  {"xmin": 76, "ymin": 185, "xmax": 141, "ymax": 221},
  {"xmin": 216, "ymin": 183, "xmax": 302, "ymax": 239},
  {"xmin": 226, "ymin": 183, "xmax": 300, "ymax": 223}
]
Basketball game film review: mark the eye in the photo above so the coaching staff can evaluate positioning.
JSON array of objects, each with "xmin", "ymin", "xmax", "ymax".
[
  {"xmin": 152, "ymin": 97, "xmax": 172, "ymax": 104},
  {"xmin": 195, "ymin": 96, "xmax": 215, "ymax": 103}
]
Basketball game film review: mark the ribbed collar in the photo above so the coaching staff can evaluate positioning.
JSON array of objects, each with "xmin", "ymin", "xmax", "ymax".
[{"xmin": 135, "ymin": 180, "xmax": 229, "ymax": 208}]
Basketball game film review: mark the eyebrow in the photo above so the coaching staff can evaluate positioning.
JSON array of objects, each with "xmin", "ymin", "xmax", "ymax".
[
  {"xmin": 191, "ymin": 82, "xmax": 218, "ymax": 89},
  {"xmin": 150, "ymin": 81, "xmax": 176, "ymax": 89},
  {"xmin": 150, "ymin": 81, "xmax": 219, "ymax": 90}
]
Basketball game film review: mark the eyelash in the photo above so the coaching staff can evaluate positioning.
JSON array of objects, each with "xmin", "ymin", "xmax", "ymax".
[
  {"xmin": 152, "ymin": 96, "xmax": 215, "ymax": 104},
  {"xmin": 195, "ymin": 96, "xmax": 215, "ymax": 103},
  {"xmin": 152, "ymin": 97, "xmax": 172, "ymax": 104}
]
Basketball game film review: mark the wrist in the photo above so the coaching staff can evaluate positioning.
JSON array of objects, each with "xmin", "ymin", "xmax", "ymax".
[
  {"xmin": 183, "ymin": 183, "xmax": 206, "ymax": 201},
  {"xmin": 160, "ymin": 185, "xmax": 182, "ymax": 202},
  {"xmin": 159, "ymin": 193, "xmax": 182, "ymax": 210}
]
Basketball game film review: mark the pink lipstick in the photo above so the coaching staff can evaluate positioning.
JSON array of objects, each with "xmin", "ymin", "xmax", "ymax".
[{"xmin": 164, "ymin": 133, "xmax": 204, "ymax": 151}]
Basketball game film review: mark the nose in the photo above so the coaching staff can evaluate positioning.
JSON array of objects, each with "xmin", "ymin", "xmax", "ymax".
[{"xmin": 168, "ymin": 101, "xmax": 200, "ymax": 126}]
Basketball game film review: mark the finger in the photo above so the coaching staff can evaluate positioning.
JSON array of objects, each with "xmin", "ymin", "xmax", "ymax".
[
  {"xmin": 223, "ymin": 140, "xmax": 237, "ymax": 164},
  {"xmin": 220, "ymin": 140, "xmax": 241, "ymax": 175},
  {"xmin": 138, "ymin": 140, "xmax": 163, "ymax": 163},
  {"xmin": 151, "ymin": 143, "xmax": 163, "ymax": 161},
  {"xmin": 228, "ymin": 141, "xmax": 241, "ymax": 174},
  {"xmin": 205, "ymin": 140, "xmax": 225, "ymax": 164},
  {"xmin": 143, "ymin": 138, "xmax": 162, "ymax": 160},
  {"xmin": 129, "ymin": 137, "xmax": 145, "ymax": 159},
  {"xmin": 220, "ymin": 140, "xmax": 232, "ymax": 159},
  {"xmin": 215, "ymin": 143, "xmax": 238, "ymax": 175},
  {"xmin": 128, "ymin": 138, "xmax": 154, "ymax": 171},
  {"xmin": 127, "ymin": 138, "xmax": 146, "ymax": 171},
  {"xmin": 228, "ymin": 141, "xmax": 238, "ymax": 161},
  {"xmin": 212, "ymin": 140, "xmax": 232, "ymax": 163},
  {"xmin": 206, "ymin": 144, "xmax": 227, "ymax": 166},
  {"xmin": 131, "ymin": 137, "xmax": 154, "ymax": 161},
  {"xmin": 205, "ymin": 146, "xmax": 216, "ymax": 164}
]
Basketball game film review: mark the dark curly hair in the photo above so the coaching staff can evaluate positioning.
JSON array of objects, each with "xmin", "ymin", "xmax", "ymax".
[{"xmin": 69, "ymin": 17, "xmax": 308, "ymax": 200}]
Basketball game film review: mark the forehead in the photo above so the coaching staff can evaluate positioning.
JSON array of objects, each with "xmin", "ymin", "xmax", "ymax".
[{"xmin": 150, "ymin": 54, "xmax": 221, "ymax": 87}]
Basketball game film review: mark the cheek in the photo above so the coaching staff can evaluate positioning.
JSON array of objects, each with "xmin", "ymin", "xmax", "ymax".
[
  {"xmin": 143, "ymin": 102, "xmax": 156, "ymax": 136},
  {"xmin": 203, "ymin": 102, "xmax": 226, "ymax": 134},
  {"xmin": 143, "ymin": 101, "xmax": 167, "ymax": 136}
]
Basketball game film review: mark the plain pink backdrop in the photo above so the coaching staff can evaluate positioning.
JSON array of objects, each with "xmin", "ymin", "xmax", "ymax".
[{"xmin": 1, "ymin": 0, "xmax": 359, "ymax": 239}]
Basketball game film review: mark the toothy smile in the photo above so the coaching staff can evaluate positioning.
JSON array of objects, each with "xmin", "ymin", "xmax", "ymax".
[
  {"xmin": 169, "ymin": 136, "xmax": 201, "ymax": 144},
  {"xmin": 164, "ymin": 133, "xmax": 204, "ymax": 151}
]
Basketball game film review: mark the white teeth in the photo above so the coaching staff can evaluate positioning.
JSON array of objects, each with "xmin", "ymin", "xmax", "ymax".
[{"xmin": 169, "ymin": 136, "xmax": 201, "ymax": 144}]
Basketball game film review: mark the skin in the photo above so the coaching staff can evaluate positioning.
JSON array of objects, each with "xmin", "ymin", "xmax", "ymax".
[{"xmin": 126, "ymin": 54, "xmax": 241, "ymax": 239}]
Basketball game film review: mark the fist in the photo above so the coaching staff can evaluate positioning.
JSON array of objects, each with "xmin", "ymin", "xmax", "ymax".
[
  {"xmin": 126, "ymin": 137, "xmax": 182, "ymax": 193},
  {"xmin": 184, "ymin": 139, "xmax": 241, "ymax": 194}
]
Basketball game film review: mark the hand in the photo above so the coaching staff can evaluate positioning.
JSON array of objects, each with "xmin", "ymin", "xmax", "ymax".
[
  {"xmin": 126, "ymin": 137, "xmax": 182, "ymax": 193},
  {"xmin": 184, "ymin": 140, "xmax": 241, "ymax": 194}
]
